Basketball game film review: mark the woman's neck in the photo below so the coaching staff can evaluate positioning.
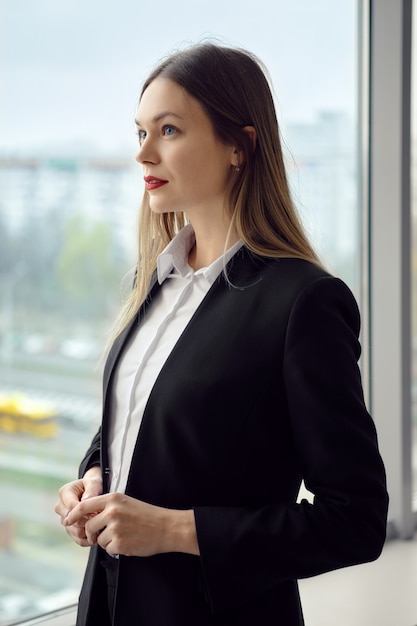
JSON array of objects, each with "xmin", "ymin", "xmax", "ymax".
[{"xmin": 187, "ymin": 220, "xmax": 239, "ymax": 271}]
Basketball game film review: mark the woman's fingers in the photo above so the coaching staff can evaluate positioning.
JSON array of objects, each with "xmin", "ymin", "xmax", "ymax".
[
  {"xmin": 55, "ymin": 476, "xmax": 103, "ymax": 547},
  {"xmin": 64, "ymin": 492, "xmax": 198, "ymax": 557}
]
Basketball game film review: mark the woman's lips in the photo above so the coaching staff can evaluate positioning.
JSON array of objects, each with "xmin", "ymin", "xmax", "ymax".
[{"xmin": 144, "ymin": 176, "xmax": 168, "ymax": 191}]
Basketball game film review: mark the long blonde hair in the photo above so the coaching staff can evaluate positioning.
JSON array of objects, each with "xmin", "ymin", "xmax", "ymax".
[{"xmin": 112, "ymin": 43, "xmax": 320, "ymax": 339}]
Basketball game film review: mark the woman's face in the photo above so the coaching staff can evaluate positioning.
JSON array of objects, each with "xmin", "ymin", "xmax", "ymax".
[{"xmin": 135, "ymin": 77, "xmax": 237, "ymax": 219}]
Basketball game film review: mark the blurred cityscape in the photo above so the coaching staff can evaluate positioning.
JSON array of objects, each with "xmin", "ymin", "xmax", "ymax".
[{"xmin": 0, "ymin": 110, "xmax": 359, "ymax": 625}]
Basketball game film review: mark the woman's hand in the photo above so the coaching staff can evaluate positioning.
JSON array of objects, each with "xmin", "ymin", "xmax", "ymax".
[
  {"xmin": 63, "ymin": 492, "xmax": 200, "ymax": 557},
  {"xmin": 55, "ymin": 466, "xmax": 103, "ymax": 547}
]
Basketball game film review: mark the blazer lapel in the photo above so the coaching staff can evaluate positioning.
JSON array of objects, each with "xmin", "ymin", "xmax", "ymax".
[{"xmin": 129, "ymin": 249, "xmax": 267, "ymax": 425}]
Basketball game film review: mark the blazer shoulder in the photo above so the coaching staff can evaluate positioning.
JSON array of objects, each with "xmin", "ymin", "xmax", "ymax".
[
  {"xmin": 232, "ymin": 247, "xmax": 329, "ymax": 280},
  {"xmin": 233, "ymin": 249, "xmax": 334, "ymax": 294},
  {"xmin": 265, "ymin": 256, "xmax": 331, "ymax": 283},
  {"xmin": 228, "ymin": 250, "xmax": 359, "ymax": 322},
  {"xmin": 268, "ymin": 257, "xmax": 356, "ymax": 298}
]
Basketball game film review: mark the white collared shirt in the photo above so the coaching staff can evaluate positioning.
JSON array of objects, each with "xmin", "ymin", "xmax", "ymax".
[{"xmin": 108, "ymin": 224, "xmax": 243, "ymax": 494}]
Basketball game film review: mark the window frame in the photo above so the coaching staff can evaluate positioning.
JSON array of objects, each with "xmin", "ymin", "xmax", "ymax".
[{"xmin": 366, "ymin": 0, "xmax": 414, "ymax": 539}]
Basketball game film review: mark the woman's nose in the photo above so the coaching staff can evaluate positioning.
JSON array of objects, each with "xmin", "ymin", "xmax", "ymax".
[
  {"xmin": 135, "ymin": 139, "xmax": 158, "ymax": 165},
  {"xmin": 135, "ymin": 148, "xmax": 144, "ymax": 164}
]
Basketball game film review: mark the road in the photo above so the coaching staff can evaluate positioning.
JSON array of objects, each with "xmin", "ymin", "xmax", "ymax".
[{"xmin": 0, "ymin": 356, "xmax": 102, "ymax": 398}]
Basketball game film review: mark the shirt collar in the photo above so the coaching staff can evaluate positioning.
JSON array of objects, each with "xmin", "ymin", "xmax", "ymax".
[{"xmin": 157, "ymin": 223, "xmax": 244, "ymax": 285}]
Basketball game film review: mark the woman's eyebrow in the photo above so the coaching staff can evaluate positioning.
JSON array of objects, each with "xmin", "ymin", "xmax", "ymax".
[{"xmin": 135, "ymin": 112, "xmax": 184, "ymax": 126}]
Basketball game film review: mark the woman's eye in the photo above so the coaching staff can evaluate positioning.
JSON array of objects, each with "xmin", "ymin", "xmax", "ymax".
[
  {"xmin": 163, "ymin": 125, "xmax": 177, "ymax": 137},
  {"xmin": 137, "ymin": 129, "xmax": 147, "ymax": 144}
]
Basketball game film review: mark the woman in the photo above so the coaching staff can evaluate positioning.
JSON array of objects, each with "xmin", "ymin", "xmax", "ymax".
[{"xmin": 55, "ymin": 43, "xmax": 388, "ymax": 626}]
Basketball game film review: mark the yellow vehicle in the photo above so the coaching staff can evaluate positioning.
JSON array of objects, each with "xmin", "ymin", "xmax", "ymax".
[{"xmin": 0, "ymin": 393, "xmax": 58, "ymax": 438}]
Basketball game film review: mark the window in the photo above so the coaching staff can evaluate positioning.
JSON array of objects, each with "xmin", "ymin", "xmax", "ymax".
[{"xmin": 0, "ymin": 1, "xmax": 360, "ymax": 623}]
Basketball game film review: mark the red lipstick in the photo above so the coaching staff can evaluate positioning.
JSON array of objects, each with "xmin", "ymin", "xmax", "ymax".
[{"xmin": 144, "ymin": 176, "xmax": 168, "ymax": 191}]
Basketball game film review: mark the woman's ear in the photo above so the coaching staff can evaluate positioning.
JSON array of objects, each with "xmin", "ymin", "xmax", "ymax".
[
  {"xmin": 242, "ymin": 125, "xmax": 257, "ymax": 151},
  {"xmin": 231, "ymin": 126, "xmax": 257, "ymax": 168}
]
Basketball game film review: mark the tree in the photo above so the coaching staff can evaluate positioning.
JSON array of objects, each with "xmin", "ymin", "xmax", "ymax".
[{"xmin": 58, "ymin": 215, "xmax": 126, "ymax": 318}]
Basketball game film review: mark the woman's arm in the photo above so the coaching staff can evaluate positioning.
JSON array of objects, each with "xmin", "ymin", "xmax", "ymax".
[
  {"xmin": 78, "ymin": 426, "xmax": 101, "ymax": 479},
  {"xmin": 63, "ymin": 493, "xmax": 199, "ymax": 556},
  {"xmin": 193, "ymin": 276, "xmax": 388, "ymax": 613}
]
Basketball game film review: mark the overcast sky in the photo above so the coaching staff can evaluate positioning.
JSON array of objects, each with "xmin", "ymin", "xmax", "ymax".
[{"xmin": 0, "ymin": 0, "xmax": 357, "ymax": 156}]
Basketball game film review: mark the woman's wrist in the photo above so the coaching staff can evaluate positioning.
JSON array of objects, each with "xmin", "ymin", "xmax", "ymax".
[
  {"xmin": 163, "ymin": 508, "xmax": 200, "ymax": 556},
  {"xmin": 83, "ymin": 465, "xmax": 102, "ymax": 480}
]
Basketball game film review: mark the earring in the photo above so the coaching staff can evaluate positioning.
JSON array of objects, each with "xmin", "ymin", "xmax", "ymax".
[{"xmin": 235, "ymin": 165, "xmax": 240, "ymax": 172}]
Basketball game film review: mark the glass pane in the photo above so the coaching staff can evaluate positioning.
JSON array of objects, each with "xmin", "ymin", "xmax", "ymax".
[{"xmin": 0, "ymin": 1, "xmax": 360, "ymax": 623}]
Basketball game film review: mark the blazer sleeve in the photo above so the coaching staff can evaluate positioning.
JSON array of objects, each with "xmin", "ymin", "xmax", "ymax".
[
  {"xmin": 194, "ymin": 275, "xmax": 389, "ymax": 614},
  {"xmin": 78, "ymin": 427, "xmax": 101, "ymax": 479}
]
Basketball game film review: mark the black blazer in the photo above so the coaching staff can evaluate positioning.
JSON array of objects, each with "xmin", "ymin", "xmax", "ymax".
[{"xmin": 76, "ymin": 248, "xmax": 388, "ymax": 626}]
